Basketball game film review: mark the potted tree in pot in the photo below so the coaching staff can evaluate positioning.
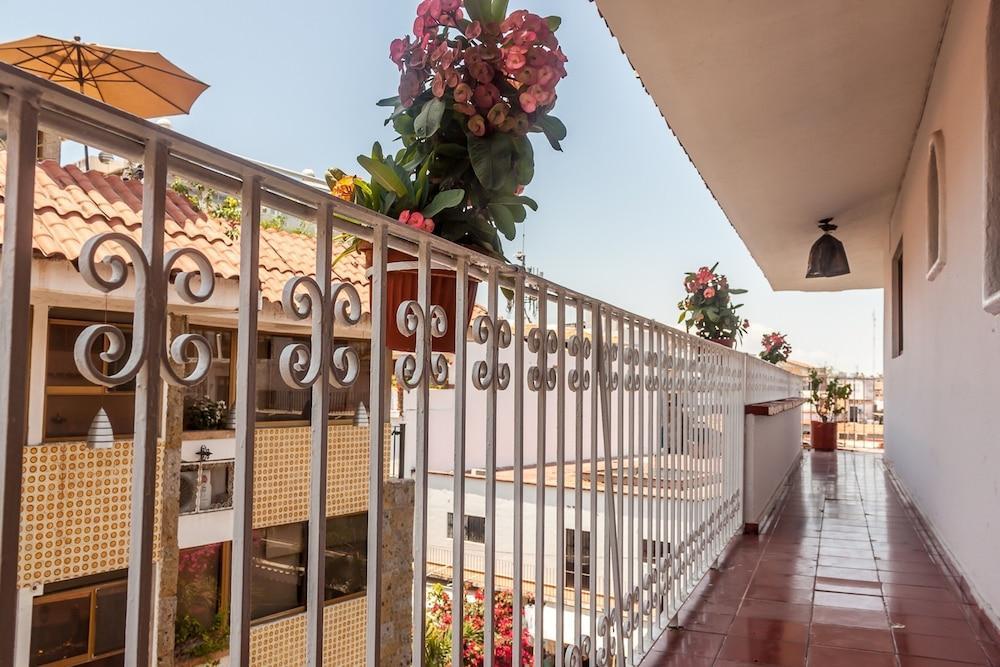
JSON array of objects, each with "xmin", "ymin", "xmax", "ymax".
[
  {"xmin": 330, "ymin": 0, "xmax": 569, "ymax": 353},
  {"xmin": 677, "ymin": 263, "xmax": 749, "ymax": 347},
  {"xmin": 808, "ymin": 369, "xmax": 853, "ymax": 451}
]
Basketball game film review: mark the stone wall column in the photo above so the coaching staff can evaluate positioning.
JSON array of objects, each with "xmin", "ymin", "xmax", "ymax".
[
  {"xmin": 380, "ymin": 478, "xmax": 414, "ymax": 666},
  {"xmin": 156, "ymin": 313, "xmax": 186, "ymax": 666}
]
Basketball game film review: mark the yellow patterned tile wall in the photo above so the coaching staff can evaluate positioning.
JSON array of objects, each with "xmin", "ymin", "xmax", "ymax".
[
  {"xmin": 18, "ymin": 439, "xmax": 163, "ymax": 587},
  {"xmin": 253, "ymin": 424, "xmax": 390, "ymax": 529},
  {"xmin": 248, "ymin": 596, "xmax": 366, "ymax": 666}
]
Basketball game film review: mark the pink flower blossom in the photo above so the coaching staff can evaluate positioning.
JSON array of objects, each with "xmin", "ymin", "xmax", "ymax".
[
  {"xmin": 468, "ymin": 114, "xmax": 487, "ymax": 137},
  {"xmin": 703, "ymin": 287, "xmax": 716, "ymax": 299}
]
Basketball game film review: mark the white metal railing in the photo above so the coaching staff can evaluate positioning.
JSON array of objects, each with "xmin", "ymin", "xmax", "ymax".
[{"xmin": 0, "ymin": 62, "xmax": 799, "ymax": 667}]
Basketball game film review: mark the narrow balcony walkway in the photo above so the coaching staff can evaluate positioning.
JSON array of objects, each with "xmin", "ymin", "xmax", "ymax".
[{"xmin": 643, "ymin": 451, "xmax": 1000, "ymax": 666}]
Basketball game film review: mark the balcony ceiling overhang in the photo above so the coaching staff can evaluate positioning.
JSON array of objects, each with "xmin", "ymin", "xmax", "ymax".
[{"xmin": 595, "ymin": 0, "xmax": 951, "ymax": 291}]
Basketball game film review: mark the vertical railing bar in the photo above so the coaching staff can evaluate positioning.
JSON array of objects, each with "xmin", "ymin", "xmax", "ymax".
[
  {"xmin": 626, "ymin": 317, "xmax": 635, "ymax": 663},
  {"xmin": 588, "ymin": 301, "xmax": 599, "ymax": 664},
  {"xmin": 0, "ymin": 92, "xmax": 38, "ymax": 666},
  {"xmin": 602, "ymin": 312, "xmax": 611, "ymax": 664},
  {"xmin": 124, "ymin": 138, "xmax": 169, "ymax": 667},
  {"xmin": 655, "ymin": 327, "xmax": 664, "ymax": 629},
  {"xmin": 636, "ymin": 319, "xmax": 645, "ymax": 651},
  {"xmin": 512, "ymin": 272, "xmax": 525, "ymax": 667},
  {"xmin": 645, "ymin": 324, "xmax": 654, "ymax": 640},
  {"xmin": 615, "ymin": 313, "xmax": 625, "ymax": 639},
  {"xmin": 573, "ymin": 298, "xmax": 584, "ymax": 654},
  {"xmin": 595, "ymin": 307, "xmax": 628, "ymax": 667},
  {"xmin": 230, "ymin": 176, "xmax": 262, "ymax": 667},
  {"xmin": 483, "ymin": 263, "xmax": 497, "ymax": 667},
  {"xmin": 682, "ymin": 337, "xmax": 692, "ymax": 599},
  {"xmin": 533, "ymin": 287, "xmax": 549, "ymax": 667},
  {"xmin": 365, "ymin": 224, "xmax": 388, "ymax": 667},
  {"xmin": 306, "ymin": 203, "xmax": 334, "ymax": 667},
  {"xmin": 451, "ymin": 257, "xmax": 468, "ymax": 667},
  {"xmin": 668, "ymin": 332, "xmax": 678, "ymax": 618},
  {"xmin": 555, "ymin": 291, "xmax": 566, "ymax": 658},
  {"xmin": 412, "ymin": 239, "xmax": 432, "ymax": 667}
]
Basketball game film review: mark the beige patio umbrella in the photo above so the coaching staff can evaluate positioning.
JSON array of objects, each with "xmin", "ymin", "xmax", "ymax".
[
  {"xmin": 0, "ymin": 34, "xmax": 208, "ymax": 117},
  {"xmin": 0, "ymin": 34, "xmax": 208, "ymax": 167}
]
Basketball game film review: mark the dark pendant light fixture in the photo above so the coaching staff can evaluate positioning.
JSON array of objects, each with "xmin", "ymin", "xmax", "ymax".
[{"xmin": 806, "ymin": 218, "xmax": 850, "ymax": 278}]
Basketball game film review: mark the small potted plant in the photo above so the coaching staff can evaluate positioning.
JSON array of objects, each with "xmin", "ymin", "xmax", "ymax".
[
  {"xmin": 677, "ymin": 263, "xmax": 749, "ymax": 347},
  {"xmin": 330, "ymin": 0, "xmax": 568, "ymax": 353},
  {"xmin": 808, "ymin": 369, "xmax": 853, "ymax": 451},
  {"xmin": 759, "ymin": 332, "xmax": 792, "ymax": 364}
]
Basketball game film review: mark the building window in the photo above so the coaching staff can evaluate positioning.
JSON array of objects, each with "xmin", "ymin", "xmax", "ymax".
[
  {"xmin": 446, "ymin": 512, "xmax": 486, "ymax": 543},
  {"xmin": 44, "ymin": 310, "xmax": 135, "ymax": 440},
  {"xmin": 250, "ymin": 521, "xmax": 307, "ymax": 621},
  {"xmin": 179, "ymin": 461, "xmax": 235, "ymax": 514},
  {"xmin": 892, "ymin": 239, "xmax": 904, "ymax": 358},
  {"xmin": 183, "ymin": 326, "xmax": 235, "ymax": 430},
  {"xmin": 986, "ymin": 0, "xmax": 1000, "ymax": 312},
  {"xmin": 30, "ymin": 575, "xmax": 127, "ymax": 665},
  {"xmin": 927, "ymin": 131, "xmax": 946, "ymax": 280},
  {"xmin": 564, "ymin": 529, "xmax": 591, "ymax": 591},
  {"xmin": 177, "ymin": 542, "xmax": 229, "ymax": 629},
  {"xmin": 325, "ymin": 513, "xmax": 368, "ymax": 603},
  {"xmin": 181, "ymin": 325, "xmax": 372, "ymax": 427},
  {"xmin": 642, "ymin": 539, "xmax": 670, "ymax": 561}
]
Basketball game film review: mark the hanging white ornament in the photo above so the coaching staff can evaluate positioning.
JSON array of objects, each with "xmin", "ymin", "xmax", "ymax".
[{"xmin": 86, "ymin": 407, "xmax": 115, "ymax": 449}]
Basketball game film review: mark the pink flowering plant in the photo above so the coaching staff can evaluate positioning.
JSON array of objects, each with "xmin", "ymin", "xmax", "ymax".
[
  {"xmin": 332, "ymin": 0, "xmax": 568, "ymax": 259},
  {"xmin": 759, "ymin": 332, "xmax": 792, "ymax": 364},
  {"xmin": 677, "ymin": 263, "xmax": 750, "ymax": 345},
  {"xmin": 424, "ymin": 582, "xmax": 533, "ymax": 666}
]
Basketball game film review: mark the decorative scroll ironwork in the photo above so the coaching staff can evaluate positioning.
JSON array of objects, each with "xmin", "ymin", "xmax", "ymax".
[
  {"xmin": 527, "ymin": 327, "xmax": 558, "ymax": 391},
  {"xmin": 622, "ymin": 345, "xmax": 640, "ymax": 392},
  {"xmin": 73, "ymin": 232, "xmax": 217, "ymax": 388},
  {"xmin": 471, "ymin": 313, "xmax": 512, "ymax": 390},
  {"xmin": 567, "ymin": 332, "xmax": 591, "ymax": 391},
  {"xmin": 394, "ymin": 300, "xmax": 449, "ymax": 389},
  {"xmin": 278, "ymin": 277, "xmax": 363, "ymax": 390}
]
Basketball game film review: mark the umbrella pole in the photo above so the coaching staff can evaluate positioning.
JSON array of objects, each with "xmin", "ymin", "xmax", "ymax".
[{"xmin": 83, "ymin": 145, "xmax": 90, "ymax": 171}]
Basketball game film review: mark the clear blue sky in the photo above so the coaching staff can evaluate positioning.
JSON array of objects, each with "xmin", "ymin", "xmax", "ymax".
[{"xmin": 6, "ymin": 0, "xmax": 883, "ymax": 373}]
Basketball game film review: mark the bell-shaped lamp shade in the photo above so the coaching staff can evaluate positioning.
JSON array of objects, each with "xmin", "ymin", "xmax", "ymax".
[{"xmin": 806, "ymin": 218, "xmax": 850, "ymax": 278}]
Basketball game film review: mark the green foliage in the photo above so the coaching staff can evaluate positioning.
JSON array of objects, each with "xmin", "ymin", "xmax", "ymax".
[
  {"xmin": 174, "ymin": 611, "xmax": 229, "ymax": 661},
  {"xmin": 808, "ymin": 369, "xmax": 853, "ymax": 422},
  {"xmin": 183, "ymin": 396, "xmax": 227, "ymax": 431}
]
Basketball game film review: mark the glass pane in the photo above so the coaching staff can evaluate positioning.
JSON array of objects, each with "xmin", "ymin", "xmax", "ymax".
[
  {"xmin": 46, "ymin": 322, "xmax": 94, "ymax": 388},
  {"xmin": 29, "ymin": 593, "xmax": 91, "ymax": 665},
  {"xmin": 325, "ymin": 513, "xmax": 367, "ymax": 602},
  {"xmin": 93, "ymin": 583, "xmax": 127, "ymax": 655},
  {"xmin": 465, "ymin": 516, "xmax": 485, "ymax": 543},
  {"xmin": 177, "ymin": 543, "xmax": 223, "ymax": 628},
  {"xmin": 328, "ymin": 341, "xmax": 372, "ymax": 417},
  {"xmin": 183, "ymin": 327, "xmax": 233, "ymax": 430},
  {"xmin": 179, "ymin": 465, "xmax": 199, "ymax": 514},
  {"xmin": 200, "ymin": 462, "xmax": 233, "ymax": 511},
  {"xmin": 251, "ymin": 522, "xmax": 306, "ymax": 620},
  {"xmin": 45, "ymin": 394, "xmax": 135, "ymax": 440},
  {"xmin": 255, "ymin": 334, "xmax": 310, "ymax": 421}
]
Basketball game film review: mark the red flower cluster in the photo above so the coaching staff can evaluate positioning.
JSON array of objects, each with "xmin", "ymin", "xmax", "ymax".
[
  {"xmin": 398, "ymin": 209, "xmax": 436, "ymax": 233},
  {"xmin": 389, "ymin": 1, "xmax": 567, "ymax": 137},
  {"xmin": 760, "ymin": 331, "xmax": 792, "ymax": 364},
  {"xmin": 426, "ymin": 582, "xmax": 533, "ymax": 666}
]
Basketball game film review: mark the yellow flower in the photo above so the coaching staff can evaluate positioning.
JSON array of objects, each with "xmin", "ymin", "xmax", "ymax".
[{"xmin": 331, "ymin": 175, "xmax": 356, "ymax": 202}]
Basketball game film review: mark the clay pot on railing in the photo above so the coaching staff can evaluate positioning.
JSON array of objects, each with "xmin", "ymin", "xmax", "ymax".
[
  {"xmin": 811, "ymin": 420, "xmax": 838, "ymax": 451},
  {"xmin": 362, "ymin": 245, "xmax": 479, "ymax": 354}
]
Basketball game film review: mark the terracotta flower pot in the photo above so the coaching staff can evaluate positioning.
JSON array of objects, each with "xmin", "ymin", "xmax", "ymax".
[
  {"xmin": 811, "ymin": 420, "xmax": 838, "ymax": 451},
  {"xmin": 714, "ymin": 337, "xmax": 736, "ymax": 348},
  {"xmin": 362, "ymin": 245, "xmax": 479, "ymax": 354}
]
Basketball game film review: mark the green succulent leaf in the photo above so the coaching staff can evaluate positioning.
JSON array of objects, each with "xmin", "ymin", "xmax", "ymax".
[
  {"xmin": 513, "ymin": 135, "xmax": 535, "ymax": 186},
  {"xmin": 357, "ymin": 154, "xmax": 407, "ymax": 198},
  {"xmin": 488, "ymin": 203, "xmax": 517, "ymax": 240},
  {"xmin": 491, "ymin": 0, "xmax": 510, "ymax": 22},
  {"xmin": 468, "ymin": 134, "xmax": 514, "ymax": 191},
  {"xmin": 413, "ymin": 98, "xmax": 446, "ymax": 140},
  {"xmin": 491, "ymin": 194, "xmax": 538, "ymax": 211},
  {"xmin": 546, "ymin": 16, "xmax": 562, "ymax": 31},
  {"xmin": 421, "ymin": 189, "xmax": 465, "ymax": 218},
  {"xmin": 376, "ymin": 96, "xmax": 401, "ymax": 107},
  {"xmin": 535, "ymin": 115, "xmax": 567, "ymax": 151}
]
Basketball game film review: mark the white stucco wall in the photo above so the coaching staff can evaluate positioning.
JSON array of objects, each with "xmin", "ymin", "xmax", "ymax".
[
  {"xmin": 884, "ymin": 0, "xmax": 1000, "ymax": 622},
  {"xmin": 742, "ymin": 408, "xmax": 801, "ymax": 527}
]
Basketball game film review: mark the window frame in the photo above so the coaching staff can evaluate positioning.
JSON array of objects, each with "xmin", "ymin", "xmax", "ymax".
[
  {"xmin": 564, "ymin": 528, "xmax": 591, "ymax": 591},
  {"xmin": 176, "ymin": 541, "xmax": 232, "ymax": 631},
  {"xmin": 926, "ymin": 131, "xmax": 946, "ymax": 281},
  {"xmin": 323, "ymin": 511, "xmax": 369, "ymax": 607},
  {"xmin": 30, "ymin": 578, "xmax": 128, "ymax": 666},
  {"xmin": 43, "ymin": 316, "xmax": 136, "ymax": 442},
  {"xmin": 892, "ymin": 238, "xmax": 905, "ymax": 358},
  {"xmin": 249, "ymin": 521, "xmax": 309, "ymax": 624},
  {"xmin": 446, "ymin": 512, "xmax": 486, "ymax": 544},
  {"xmin": 179, "ymin": 460, "xmax": 235, "ymax": 515}
]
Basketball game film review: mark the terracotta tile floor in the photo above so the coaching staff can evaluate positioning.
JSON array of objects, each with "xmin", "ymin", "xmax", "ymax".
[{"xmin": 642, "ymin": 450, "xmax": 1000, "ymax": 666}]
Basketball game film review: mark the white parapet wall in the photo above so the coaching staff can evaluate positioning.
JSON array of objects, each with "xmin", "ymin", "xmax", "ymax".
[{"xmin": 742, "ymin": 405, "xmax": 803, "ymax": 530}]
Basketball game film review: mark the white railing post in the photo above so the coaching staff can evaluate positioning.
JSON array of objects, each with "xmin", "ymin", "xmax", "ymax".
[
  {"xmin": 124, "ymin": 137, "xmax": 169, "ymax": 667},
  {"xmin": 0, "ymin": 90, "xmax": 38, "ymax": 666},
  {"xmin": 230, "ymin": 176, "xmax": 262, "ymax": 667},
  {"xmin": 452, "ymin": 256, "xmax": 468, "ymax": 667}
]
